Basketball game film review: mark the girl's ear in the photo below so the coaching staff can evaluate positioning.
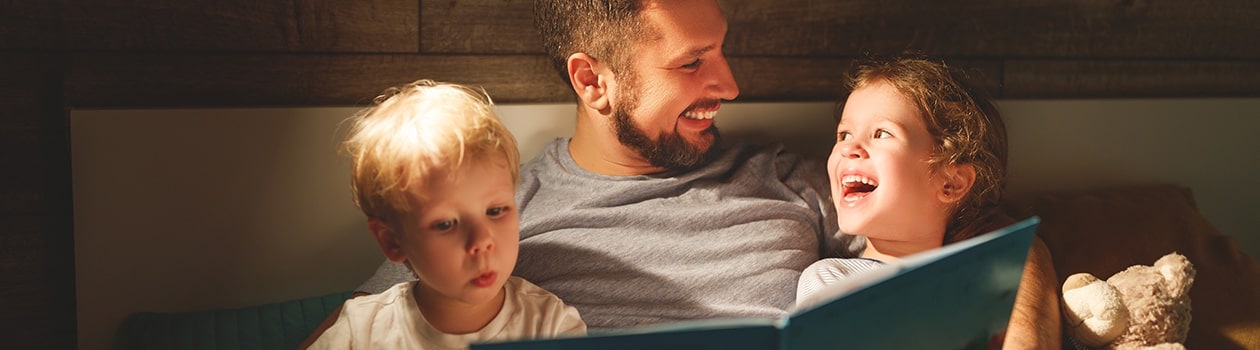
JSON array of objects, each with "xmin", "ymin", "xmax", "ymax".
[
  {"xmin": 368, "ymin": 218, "xmax": 408, "ymax": 263},
  {"xmin": 938, "ymin": 163, "xmax": 977, "ymax": 204},
  {"xmin": 567, "ymin": 52, "xmax": 612, "ymax": 114}
]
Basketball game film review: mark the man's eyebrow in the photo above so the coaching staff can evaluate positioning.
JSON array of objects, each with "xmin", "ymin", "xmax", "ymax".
[{"xmin": 685, "ymin": 44, "xmax": 717, "ymax": 58}]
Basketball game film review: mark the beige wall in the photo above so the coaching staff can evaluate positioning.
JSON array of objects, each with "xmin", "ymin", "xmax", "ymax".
[{"xmin": 71, "ymin": 99, "xmax": 1260, "ymax": 350}]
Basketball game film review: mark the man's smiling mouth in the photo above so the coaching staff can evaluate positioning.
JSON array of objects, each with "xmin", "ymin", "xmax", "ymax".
[
  {"xmin": 683, "ymin": 110, "xmax": 716, "ymax": 120},
  {"xmin": 682, "ymin": 100, "xmax": 720, "ymax": 120}
]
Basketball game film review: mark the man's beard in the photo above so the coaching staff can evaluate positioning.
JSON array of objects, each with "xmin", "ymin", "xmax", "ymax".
[{"xmin": 612, "ymin": 84, "xmax": 721, "ymax": 171}]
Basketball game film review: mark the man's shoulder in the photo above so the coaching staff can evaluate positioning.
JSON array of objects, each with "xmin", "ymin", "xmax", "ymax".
[
  {"xmin": 713, "ymin": 142, "xmax": 824, "ymax": 174},
  {"xmin": 520, "ymin": 138, "xmax": 567, "ymax": 173}
]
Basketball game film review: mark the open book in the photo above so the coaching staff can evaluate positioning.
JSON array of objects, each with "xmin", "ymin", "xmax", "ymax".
[{"xmin": 472, "ymin": 217, "xmax": 1040, "ymax": 350}]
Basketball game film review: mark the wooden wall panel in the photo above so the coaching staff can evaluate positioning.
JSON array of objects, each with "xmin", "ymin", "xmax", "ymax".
[
  {"xmin": 719, "ymin": 0, "xmax": 1260, "ymax": 58},
  {"xmin": 66, "ymin": 54, "xmax": 570, "ymax": 107},
  {"xmin": 62, "ymin": 54, "xmax": 1022, "ymax": 107},
  {"xmin": 1005, "ymin": 60, "xmax": 1260, "ymax": 98},
  {"xmin": 421, "ymin": 0, "xmax": 539, "ymax": 54},
  {"xmin": 0, "ymin": 2, "xmax": 63, "ymax": 50},
  {"xmin": 47, "ymin": 0, "xmax": 419, "ymax": 52},
  {"xmin": 1, "ymin": 54, "xmax": 67, "ymax": 216},
  {"xmin": 730, "ymin": 57, "xmax": 1004, "ymax": 102},
  {"xmin": 415, "ymin": 0, "xmax": 1260, "ymax": 58},
  {"xmin": 728, "ymin": 57, "xmax": 853, "ymax": 102},
  {"xmin": 0, "ymin": 216, "xmax": 75, "ymax": 349},
  {"xmin": 0, "ymin": 54, "xmax": 76, "ymax": 349}
]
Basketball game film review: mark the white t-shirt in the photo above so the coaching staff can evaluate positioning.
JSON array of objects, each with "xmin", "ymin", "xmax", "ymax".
[
  {"xmin": 796, "ymin": 257, "xmax": 886, "ymax": 306},
  {"xmin": 310, "ymin": 277, "xmax": 586, "ymax": 349}
]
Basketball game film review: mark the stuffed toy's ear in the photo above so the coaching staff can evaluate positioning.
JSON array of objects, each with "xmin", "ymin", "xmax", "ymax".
[
  {"xmin": 1062, "ymin": 273, "xmax": 1131, "ymax": 347},
  {"xmin": 1153, "ymin": 253, "xmax": 1196, "ymax": 300}
]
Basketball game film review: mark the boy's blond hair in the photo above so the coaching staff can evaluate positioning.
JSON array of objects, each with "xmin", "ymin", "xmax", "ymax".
[{"xmin": 343, "ymin": 80, "xmax": 520, "ymax": 225}]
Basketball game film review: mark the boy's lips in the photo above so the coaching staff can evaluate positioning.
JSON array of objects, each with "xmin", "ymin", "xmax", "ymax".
[{"xmin": 472, "ymin": 271, "xmax": 497, "ymax": 288}]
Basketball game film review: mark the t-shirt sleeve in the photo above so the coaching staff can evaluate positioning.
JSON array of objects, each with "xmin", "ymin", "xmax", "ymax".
[
  {"xmin": 306, "ymin": 303, "xmax": 353, "ymax": 349},
  {"xmin": 552, "ymin": 303, "xmax": 587, "ymax": 336},
  {"xmin": 355, "ymin": 260, "xmax": 416, "ymax": 294}
]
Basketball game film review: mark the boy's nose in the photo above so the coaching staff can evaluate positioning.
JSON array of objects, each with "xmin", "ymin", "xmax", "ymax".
[{"xmin": 467, "ymin": 224, "xmax": 495, "ymax": 255}]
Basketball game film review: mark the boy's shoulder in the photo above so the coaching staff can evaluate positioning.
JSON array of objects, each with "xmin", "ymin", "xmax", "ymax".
[
  {"xmin": 345, "ymin": 281, "xmax": 415, "ymax": 312},
  {"xmin": 506, "ymin": 276, "xmax": 564, "ymax": 303},
  {"xmin": 503, "ymin": 276, "xmax": 588, "ymax": 335}
]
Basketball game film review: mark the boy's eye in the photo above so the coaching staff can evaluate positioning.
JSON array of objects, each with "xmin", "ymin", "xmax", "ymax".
[
  {"xmin": 875, "ymin": 129, "xmax": 892, "ymax": 138},
  {"xmin": 432, "ymin": 219, "xmax": 456, "ymax": 231},
  {"xmin": 837, "ymin": 131, "xmax": 852, "ymax": 141}
]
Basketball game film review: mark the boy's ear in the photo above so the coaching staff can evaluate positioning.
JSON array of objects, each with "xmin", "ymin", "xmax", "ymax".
[
  {"xmin": 938, "ymin": 163, "xmax": 977, "ymax": 204},
  {"xmin": 567, "ymin": 53, "xmax": 611, "ymax": 113},
  {"xmin": 368, "ymin": 217, "xmax": 408, "ymax": 263}
]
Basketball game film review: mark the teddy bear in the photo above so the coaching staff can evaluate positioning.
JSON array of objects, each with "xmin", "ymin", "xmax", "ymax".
[{"xmin": 1060, "ymin": 252, "xmax": 1195, "ymax": 349}]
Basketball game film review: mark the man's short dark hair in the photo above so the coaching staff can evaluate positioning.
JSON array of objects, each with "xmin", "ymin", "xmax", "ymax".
[{"xmin": 534, "ymin": 0, "xmax": 654, "ymax": 84}]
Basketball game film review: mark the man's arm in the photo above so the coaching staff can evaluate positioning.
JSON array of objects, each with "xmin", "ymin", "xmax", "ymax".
[{"xmin": 1002, "ymin": 236, "xmax": 1063, "ymax": 349}]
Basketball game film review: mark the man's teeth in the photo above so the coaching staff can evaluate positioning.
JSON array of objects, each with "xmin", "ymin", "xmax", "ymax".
[{"xmin": 683, "ymin": 110, "xmax": 716, "ymax": 120}]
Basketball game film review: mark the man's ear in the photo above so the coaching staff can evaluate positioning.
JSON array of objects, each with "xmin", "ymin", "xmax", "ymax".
[
  {"xmin": 368, "ymin": 217, "xmax": 408, "ymax": 263},
  {"xmin": 938, "ymin": 163, "xmax": 977, "ymax": 204},
  {"xmin": 567, "ymin": 53, "xmax": 611, "ymax": 113}
]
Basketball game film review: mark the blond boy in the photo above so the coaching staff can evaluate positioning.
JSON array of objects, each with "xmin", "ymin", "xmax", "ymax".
[{"xmin": 310, "ymin": 80, "xmax": 585, "ymax": 349}]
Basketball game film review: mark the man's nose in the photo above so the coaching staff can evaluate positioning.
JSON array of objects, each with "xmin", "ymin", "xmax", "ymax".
[{"xmin": 707, "ymin": 54, "xmax": 740, "ymax": 101}]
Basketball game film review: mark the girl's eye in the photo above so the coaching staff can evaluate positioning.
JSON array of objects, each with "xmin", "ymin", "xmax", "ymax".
[
  {"xmin": 875, "ymin": 129, "xmax": 893, "ymax": 138},
  {"xmin": 432, "ymin": 219, "xmax": 456, "ymax": 231},
  {"xmin": 837, "ymin": 131, "xmax": 852, "ymax": 141}
]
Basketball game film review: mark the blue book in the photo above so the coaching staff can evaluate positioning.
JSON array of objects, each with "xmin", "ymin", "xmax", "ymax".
[{"xmin": 472, "ymin": 217, "xmax": 1040, "ymax": 350}]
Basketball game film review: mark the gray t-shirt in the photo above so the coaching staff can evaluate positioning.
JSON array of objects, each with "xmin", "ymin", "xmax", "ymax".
[{"xmin": 358, "ymin": 138, "xmax": 860, "ymax": 329}]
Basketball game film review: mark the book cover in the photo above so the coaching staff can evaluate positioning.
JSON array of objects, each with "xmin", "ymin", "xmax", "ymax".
[{"xmin": 473, "ymin": 217, "xmax": 1040, "ymax": 350}]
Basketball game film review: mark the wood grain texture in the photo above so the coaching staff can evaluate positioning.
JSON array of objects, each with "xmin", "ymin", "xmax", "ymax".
[
  {"xmin": 421, "ymin": 0, "xmax": 539, "ymax": 54},
  {"xmin": 730, "ymin": 57, "xmax": 1004, "ymax": 102},
  {"xmin": 63, "ymin": 53, "xmax": 1022, "ymax": 107},
  {"xmin": 718, "ymin": 0, "xmax": 1260, "ymax": 58},
  {"xmin": 415, "ymin": 0, "xmax": 1260, "ymax": 58},
  {"xmin": 66, "ymin": 53, "xmax": 572, "ymax": 107},
  {"xmin": 65, "ymin": 53, "xmax": 1260, "ymax": 108},
  {"xmin": 1004, "ymin": 60, "xmax": 1260, "ymax": 98},
  {"xmin": 0, "ymin": 54, "xmax": 68, "ymax": 216},
  {"xmin": 27, "ymin": 0, "xmax": 420, "ymax": 52},
  {"xmin": 0, "ymin": 215, "xmax": 76, "ymax": 350},
  {"xmin": 0, "ymin": 2, "xmax": 63, "ymax": 50},
  {"xmin": 0, "ymin": 54, "xmax": 76, "ymax": 349}
]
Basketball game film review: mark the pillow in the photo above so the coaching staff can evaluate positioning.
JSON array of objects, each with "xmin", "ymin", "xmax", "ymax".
[
  {"xmin": 115, "ymin": 290, "xmax": 353, "ymax": 350},
  {"xmin": 1003, "ymin": 185, "xmax": 1260, "ymax": 349}
]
